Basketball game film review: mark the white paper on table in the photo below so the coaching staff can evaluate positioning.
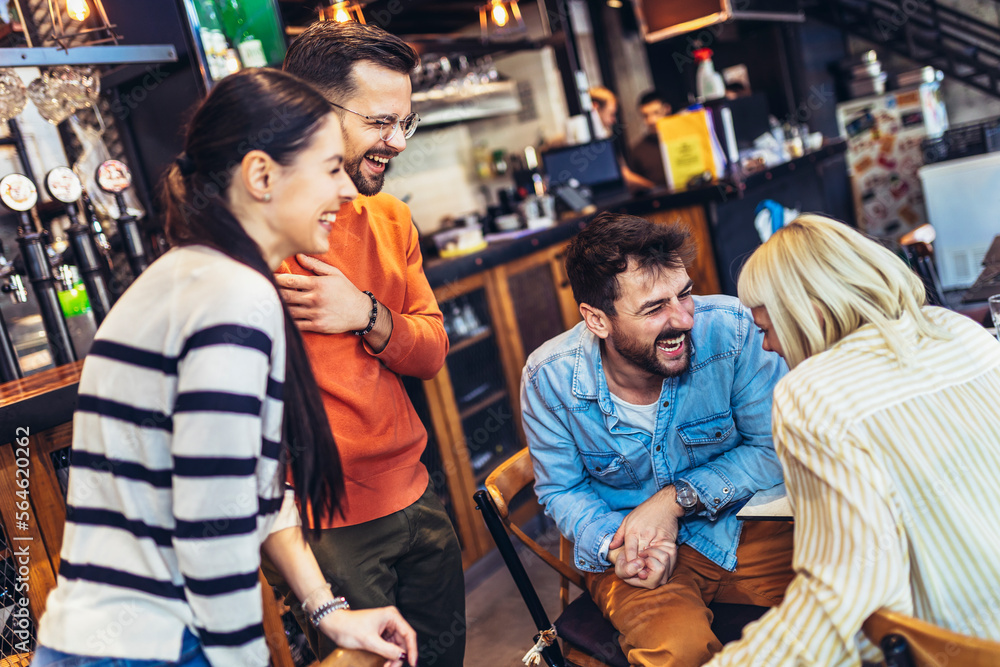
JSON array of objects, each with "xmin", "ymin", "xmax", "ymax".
[{"xmin": 737, "ymin": 482, "xmax": 794, "ymax": 521}]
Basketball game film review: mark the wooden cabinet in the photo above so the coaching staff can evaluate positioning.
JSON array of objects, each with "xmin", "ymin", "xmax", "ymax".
[{"xmin": 412, "ymin": 243, "xmax": 580, "ymax": 565}]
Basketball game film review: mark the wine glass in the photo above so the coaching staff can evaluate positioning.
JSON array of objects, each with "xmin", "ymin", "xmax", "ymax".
[
  {"xmin": 48, "ymin": 66, "xmax": 100, "ymax": 111},
  {"xmin": 0, "ymin": 69, "xmax": 28, "ymax": 123},
  {"xmin": 27, "ymin": 76, "xmax": 72, "ymax": 124}
]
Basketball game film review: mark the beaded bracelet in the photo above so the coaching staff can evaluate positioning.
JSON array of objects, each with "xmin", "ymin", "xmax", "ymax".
[
  {"xmin": 309, "ymin": 596, "xmax": 350, "ymax": 628},
  {"xmin": 300, "ymin": 583, "xmax": 332, "ymax": 615},
  {"xmin": 353, "ymin": 290, "xmax": 378, "ymax": 336}
]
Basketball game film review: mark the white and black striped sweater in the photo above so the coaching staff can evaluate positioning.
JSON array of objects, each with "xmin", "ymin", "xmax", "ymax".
[{"xmin": 39, "ymin": 245, "xmax": 297, "ymax": 667}]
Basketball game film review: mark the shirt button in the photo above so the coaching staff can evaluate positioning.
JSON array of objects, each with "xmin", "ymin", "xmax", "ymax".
[
  {"xmin": 662, "ymin": 401, "xmax": 669, "ymax": 407},
  {"xmin": 595, "ymin": 466, "xmax": 602, "ymax": 471},
  {"xmin": 655, "ymin": 445, "xmax": 661, "ymax": 451},
  {"xmin": 723, "ymin": 487, "xmax": 730, "ymax": 493},
  {"xmin": 714, "ymin": 431, "xmax": 722, "ymax": 438},
  {"xmin": 714, "ymin": 498, "xmax": 721, "ymax": 504},
  {"xmin": 579, "ymin": 559, "xmax": 585, "ymax": 565}
]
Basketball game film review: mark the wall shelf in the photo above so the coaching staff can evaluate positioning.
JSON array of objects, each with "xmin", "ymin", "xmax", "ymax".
[
  {"xmin": 0, "ymin": 45, "xmax": 178, "ymax": 68},
  {"xmin": 412, "ymin": 80, "xmax": 521, "ymax": 127},
  {"xmin": 448, "ymin": 328, "xmax": 493, "ymax": 355},
  {"xmin": 459, "ymin": 388, "xmax": 507, "ymax": 421}
]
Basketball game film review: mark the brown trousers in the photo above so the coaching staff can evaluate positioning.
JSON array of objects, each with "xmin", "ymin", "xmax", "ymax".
[{"xmin": 585, "ymin": 521, "xmax": 795, "ymax": 667}]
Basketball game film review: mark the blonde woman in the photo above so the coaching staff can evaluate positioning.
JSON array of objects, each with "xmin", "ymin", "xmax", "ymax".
[{"xmin": 705, "ymin": 214, "xmax": 1000, "ymax": 666}]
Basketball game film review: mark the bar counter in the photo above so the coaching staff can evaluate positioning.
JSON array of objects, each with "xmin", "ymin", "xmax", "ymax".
[{"xmin": 425, "ymin": 140, "xmax": 849, "ymax": 292}]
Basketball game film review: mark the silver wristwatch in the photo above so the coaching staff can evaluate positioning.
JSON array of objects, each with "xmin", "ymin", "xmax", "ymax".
[{"xmin": 674, "ymin": 480, "xmax": 701, "ymax": 517}]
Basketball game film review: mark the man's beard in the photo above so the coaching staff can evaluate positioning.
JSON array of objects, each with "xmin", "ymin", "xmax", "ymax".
[
  {"xmin": 345, "ymin": 148, "xmax": 394, "ymax": 196},
  {"xmin": 609, "ymin": 326, "xmax": 691, "ymax": 378}
]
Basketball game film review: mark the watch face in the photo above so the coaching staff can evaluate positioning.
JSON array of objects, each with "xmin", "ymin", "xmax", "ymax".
[
  {"xmin": 96, "ymin": 159, "xmax": 132, "ymax": 194},
  {"xmin": 675, "ymin": 483, "xmax": 699, "ymax": 509},
  {"xmin": 46, "ymin": 167, "xmax": 83, "ymax": 203},
  {"xmin": 0, "ymin": 174, "xmax": 38, "ymax": 212}
]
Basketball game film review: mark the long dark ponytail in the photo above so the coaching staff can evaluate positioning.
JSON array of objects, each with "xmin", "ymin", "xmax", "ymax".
[{"xmin": 161, "ymin": 68, "xmax": 343, "ymax": 533}]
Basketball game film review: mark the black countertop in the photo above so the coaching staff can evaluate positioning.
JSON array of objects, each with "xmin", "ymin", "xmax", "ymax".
[
  {"xmin": 423, "ymin": 140, "xmax": 847, "ymax": 288},
  {"xmin": 424, "ymin": 182, "xmax": 735, "ymax": 287}
]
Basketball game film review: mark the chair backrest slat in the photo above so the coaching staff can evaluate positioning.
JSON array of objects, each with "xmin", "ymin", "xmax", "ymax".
[
  {"xmin": 485, "ymin": 447, "xmax": 536, "ymax": 520},
  {"xmin": 485, "ymin": 448, "xmax": 587, "ymax": 592}
]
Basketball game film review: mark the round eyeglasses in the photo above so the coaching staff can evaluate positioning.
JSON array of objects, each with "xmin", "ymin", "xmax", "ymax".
[{"xmin": 329, "ymin": 102, "xmax": 420, "ymax": 142}]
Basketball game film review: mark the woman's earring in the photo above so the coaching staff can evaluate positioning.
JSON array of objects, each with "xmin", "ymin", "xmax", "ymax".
[{"xmin": 262, "ymin": 193, "xmax": 271, "ymax": 202}]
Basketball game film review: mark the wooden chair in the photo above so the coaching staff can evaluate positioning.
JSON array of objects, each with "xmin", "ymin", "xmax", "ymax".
[
  {"xmin": 0, "ymin": 363, "xmax": 379, "ymax": 667},
  {"xmin": 321, "ymin": 649, "xmax": 385, "ymax": 667},
  {"xmin": 863, "ymin": 609, "xmax": 1000, "ymax": 667},
  {"xmin": 475, "ymin": 447, "xmax": 767, "ymax": 667}
]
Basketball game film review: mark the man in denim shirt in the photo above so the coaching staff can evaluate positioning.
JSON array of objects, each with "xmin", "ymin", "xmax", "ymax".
[{"xmin": 521, "ymin": 213, "xmax": 794, "ymax": 666}]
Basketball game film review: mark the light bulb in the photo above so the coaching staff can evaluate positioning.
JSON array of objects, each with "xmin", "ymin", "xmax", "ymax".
[
  {"xmin": 334, "ymin": 5, "xmax": 351, "ymax": 22},
  {"xmin": 66, "ymin": 0, "xmax": 90, "ymax": 21},
  {"xmin": 491, "ymin": 2, "xmax": 509, "ymax": 27}
]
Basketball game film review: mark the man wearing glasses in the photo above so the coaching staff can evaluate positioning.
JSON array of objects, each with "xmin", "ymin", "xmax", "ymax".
[{"xmin": 265, "ymin": 21, "xmax": 464, "ymax": 667}]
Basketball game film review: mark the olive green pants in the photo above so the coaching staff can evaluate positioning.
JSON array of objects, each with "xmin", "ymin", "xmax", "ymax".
[{"xmin": 262, "ymin": 483, "xmax": 466, "ymax": 667}]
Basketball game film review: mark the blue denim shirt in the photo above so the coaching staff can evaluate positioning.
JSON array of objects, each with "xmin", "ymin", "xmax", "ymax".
[{"xmin": 521, "ymin": 295, "xmax": 787, "ymax": 573}]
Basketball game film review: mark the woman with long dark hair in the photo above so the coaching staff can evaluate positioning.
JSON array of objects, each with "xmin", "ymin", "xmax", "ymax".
[{"xmin": 31, "ymin": 69, "xmax": 417, "ymax": 667}]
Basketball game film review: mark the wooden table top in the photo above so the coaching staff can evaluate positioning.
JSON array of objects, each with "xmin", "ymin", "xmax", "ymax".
[
  {"xmin": 737, "ymin": 483, "xmax": 794, "ymax": 521},
  {"xmin": 0, "ymin": 361, "xmax": 83, "ymax": 445}
]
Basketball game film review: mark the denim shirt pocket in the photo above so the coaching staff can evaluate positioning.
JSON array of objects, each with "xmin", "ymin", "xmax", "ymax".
[
  {"xmin": 578, "ymin": 450, "xmax": 642, "ymax": 490},
  {"xmin": 676, "ymin": 409, "xmax": 737, "ymax": 467}
]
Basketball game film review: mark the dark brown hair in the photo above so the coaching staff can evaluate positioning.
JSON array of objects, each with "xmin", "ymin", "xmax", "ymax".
[
  {"xmin": 282, "ymin": 21, "xmax": 419, "ymax": 103},
  {"xmin": 161, "ymin": 68, "xmax": 343, "ymax": 533},
  {"xmin": 565, "ymin": 212, "xmax": 694, "ymax": 316}
]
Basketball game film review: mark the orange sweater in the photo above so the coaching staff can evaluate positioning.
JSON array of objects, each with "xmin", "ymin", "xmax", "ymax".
[{"xmin": 280, "ymin": 193, "xmax": 448, "ymax": 528}]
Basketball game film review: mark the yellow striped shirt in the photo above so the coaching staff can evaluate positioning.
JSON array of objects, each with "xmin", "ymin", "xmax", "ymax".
[{"xmin": 706, "ymin": 306, "xmax": 1000, "ymax": 666}]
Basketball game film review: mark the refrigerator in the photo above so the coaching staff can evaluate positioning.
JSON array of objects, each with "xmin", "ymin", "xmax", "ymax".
[
  {"xmin": 182, "ymin": 0, "xmax": 288, "ymax": 88},
  {"xmin": 101, "ymin": 0, "xmax": 288, "ymax": 204},
  {"xmin": 836, "ymin": 82, "xmax": 949, "ymax": 240}
]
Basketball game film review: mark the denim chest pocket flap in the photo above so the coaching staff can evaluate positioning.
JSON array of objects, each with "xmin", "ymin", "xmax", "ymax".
[
  {"xmin": 676, "ymin": 409, "xmax": 736, "ymax": 445},
  {"xmin": 578, "ymin": 450, "xmax": 641, "ymax": 489}
]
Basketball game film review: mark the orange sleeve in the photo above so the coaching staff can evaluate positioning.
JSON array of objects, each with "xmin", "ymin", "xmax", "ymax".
[{"xmin": 363, "ymin": 220, "xmax": 448, "ymax": 380}]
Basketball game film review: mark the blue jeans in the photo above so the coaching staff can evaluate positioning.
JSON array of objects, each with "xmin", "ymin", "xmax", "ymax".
[{"xmin": 31, "ymin": 629, "xmax": 209, "ymax": 667}]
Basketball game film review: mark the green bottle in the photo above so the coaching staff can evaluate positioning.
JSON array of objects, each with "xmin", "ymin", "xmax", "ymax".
[
  {"xmin": 192, "ymin": 0, "xmax": 229, "ymax": 80},
  {"xmin": 215, "ymin": 0, "xmax": 267, "ymax": 68}
]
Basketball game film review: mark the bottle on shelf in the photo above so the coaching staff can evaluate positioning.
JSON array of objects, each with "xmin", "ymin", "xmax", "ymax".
[
  {"xmin": 215, "ymin": 0, "xmax": 268, "ymax": 69},
  {"xmin": 694, "ymin": 48, "xmax": 726, "ymax": 102},
  {"xmin": 449, "ymin": 299, "xmax": 470, "ymax": 338},
  {"xmin": 473, "ymin": 142, "xmax": 494, "ymax": 180},
  {"xmin": 192, "ymin": 0, "xmax": 230, "ymax": 81},
  {"xmin": 459, "ymin": 298, "xmax": 482, "ymax": 336}
]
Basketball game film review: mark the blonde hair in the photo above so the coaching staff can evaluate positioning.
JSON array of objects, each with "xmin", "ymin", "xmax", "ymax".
[{"xmin": 737, "ymin": 214, "xmax": 950, "ymax": 369}]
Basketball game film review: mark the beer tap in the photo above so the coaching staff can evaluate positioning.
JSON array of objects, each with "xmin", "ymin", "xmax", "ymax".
[
  {"xmin": 0, "ymin": 240, "xmax": 25, "ymax": 382},
  {"xmin": 0, "ymin": 173, "xmax": 77, "ymax": 367},
  {"xmin": 0, "ymin": 242, "xmax": 27, "ymax": 305},
  {"xmin": 46, "ymin": 167, "xmax": 112, "ymax": 324},
  {"xmin": 96, "ymin": 160, "xmax": 148, "ymax": 278}
]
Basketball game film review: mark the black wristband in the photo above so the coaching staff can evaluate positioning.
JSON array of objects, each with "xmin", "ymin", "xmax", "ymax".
[{"xmin": 353, "ymin": 290, "xmax": 378, "ymax": 336}]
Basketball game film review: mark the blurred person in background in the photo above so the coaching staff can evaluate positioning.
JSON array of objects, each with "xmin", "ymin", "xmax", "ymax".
[
  {"xmin": 628, "ymin": 90, "xmax": 672, "ymax": 187},
  {"xmin": 589, "ymin": 86, "xmax": 658, "ymax": 192}
]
